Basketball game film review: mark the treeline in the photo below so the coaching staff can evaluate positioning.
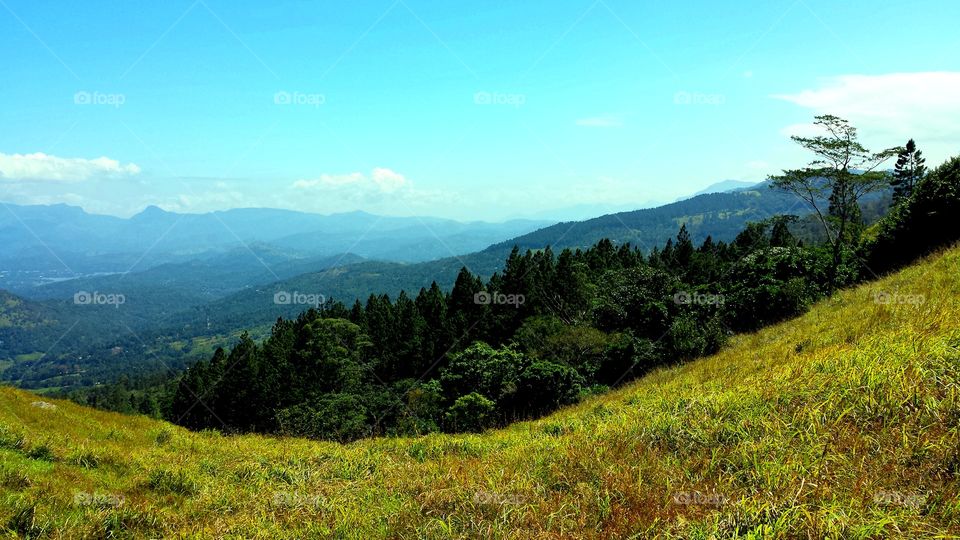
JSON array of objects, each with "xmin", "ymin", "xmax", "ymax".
[{"xmin": 169, "ymin": 216, "xmax": 841, "ymax": 439}]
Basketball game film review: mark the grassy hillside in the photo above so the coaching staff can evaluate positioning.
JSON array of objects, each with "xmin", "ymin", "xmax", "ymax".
[{"xmin": 2, "ymin": 246, "xmax": 959, "ymax": 538}]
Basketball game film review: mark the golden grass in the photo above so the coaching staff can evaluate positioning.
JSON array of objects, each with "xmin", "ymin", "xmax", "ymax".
[{"xmin": 2, "ymin": 246, "xmax": 959, "ymax": 538}]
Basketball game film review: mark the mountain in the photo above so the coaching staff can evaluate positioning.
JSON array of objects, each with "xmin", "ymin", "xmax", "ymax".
[
  {"xmin": 690, "ymin": 179, "xmax": 761, "ymax": 196},
  {"xmin": 0, "ymin": 203, "xmax": 552, "ymax": 292},
  {"xmin": 515, "ymin": 201, "xmax": 664, "ymax": 222},
  {"xmin": 486, "ymin": 183, "xmax": 802, "ymax": 252},
  {"xmin": 2, "ymin": 245, "xmax": 956, "ymax": 537}
]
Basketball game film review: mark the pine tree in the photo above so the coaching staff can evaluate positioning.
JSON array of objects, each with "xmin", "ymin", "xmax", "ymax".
[
  {"xmin": 674, "ymin": 224, "xmax": 694, "ymax": 270},
  {"xmin": 891, "ymin": 139, "xmax": 927, "ymax": 204}
]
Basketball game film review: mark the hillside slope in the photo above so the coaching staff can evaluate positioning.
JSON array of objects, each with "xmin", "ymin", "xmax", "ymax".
[{"xmin": 1, "ymin": 246, "xmax": 959, "ymax": 538}]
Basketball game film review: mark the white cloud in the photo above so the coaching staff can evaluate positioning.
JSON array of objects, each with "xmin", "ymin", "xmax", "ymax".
[
  {"xmin": 292, "ymin": 172, "xmax": 365, "ymax": 190},
  {"xmin": 0, "ymin": 152, "xmax": 141, "ymax": 182},
  {"xmin": 292, "ymin": 168, "xmax": 409, "ymax": 194},
  {"xmin": 575, "ymin": 115, "xmax": 624, "ymax": 128},
  {"xmin": 370, "ymin": 168, "xmax": 408, "ymax": 192},
  {"xmin": 287, "ymin": 167, "xmax": 446, "ymax": 214},
  {"xmin": 774, "ymin": 72, "xmax": 960, "ymax": 162}
]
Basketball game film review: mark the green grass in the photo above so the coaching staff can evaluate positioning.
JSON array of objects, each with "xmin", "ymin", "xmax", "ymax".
[{"xmin": 2, "ymin": 247, "xmax": 960, "ymax": 538}]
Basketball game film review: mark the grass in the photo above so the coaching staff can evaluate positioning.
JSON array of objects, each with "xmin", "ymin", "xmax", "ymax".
[{"xmin": 1, "ymin": 246, "xmax": 959, "ymax": 538}]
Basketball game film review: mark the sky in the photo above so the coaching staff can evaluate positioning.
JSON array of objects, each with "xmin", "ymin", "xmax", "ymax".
[{"xmin": 1, "ymin": 0, "xmax": 958, "ymax": 221}]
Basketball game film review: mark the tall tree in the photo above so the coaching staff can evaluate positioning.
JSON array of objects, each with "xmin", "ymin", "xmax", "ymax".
[
  {"xmin": 769, "ymin": 215, "xmax": 799, "ymax": 248},
  {"xmin": 770, "ymin": 115, "xmax": 898, "ymax": 289},
  {"xmin": 891, "ymin": 138, "xmax": 927, "ymax": 204},
  {"xmin": 674, "ymin": 224, "xmax": 695, "ymax": 271}
]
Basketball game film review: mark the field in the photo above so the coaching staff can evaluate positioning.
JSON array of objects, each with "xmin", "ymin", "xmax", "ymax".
[{"xmin": 1, "ymin": 246, "xmax": 959, "ymax": 538}]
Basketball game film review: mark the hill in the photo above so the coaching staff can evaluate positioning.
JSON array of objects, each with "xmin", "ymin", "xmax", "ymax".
[
  {"xmin": 1, "ymin": 245, "xmax": 958, "ymax": 538},
  {"xmin": 485, "ymin": 185, "xmax": 803, "ymax": 252}
]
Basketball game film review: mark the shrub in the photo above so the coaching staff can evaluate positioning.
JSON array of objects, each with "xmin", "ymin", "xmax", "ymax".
[
  {"xmin": 444, "ymin": 393, "xmax": 496, "ymax": 433},
  {"xmin": 517, "ymin": 361, "xmax": 584, "ymax": 415},
  {"xmin": 275, "ymin": 394, "xmax": 369, "ymax": 442}
]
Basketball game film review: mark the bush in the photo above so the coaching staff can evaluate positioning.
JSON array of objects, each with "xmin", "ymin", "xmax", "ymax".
[
  {"xmin": 723, "ymin": 247, "xmax": 828, "ymax": 331},
  {"xmin": 275, "ymin": 394, "xmax": 369, "ymax": 442},
  {"xmin": 517, "ymin": 361, "xmax": 584, "ymax": 415},
  {"xmin": 444, "ymin": 393, "xmax": 496, "ymax": 433}
]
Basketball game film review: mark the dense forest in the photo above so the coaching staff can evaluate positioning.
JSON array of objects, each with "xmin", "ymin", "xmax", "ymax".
[{"xmin": 62, "ymin": 118, "xmax": 960, "ymax": 442}]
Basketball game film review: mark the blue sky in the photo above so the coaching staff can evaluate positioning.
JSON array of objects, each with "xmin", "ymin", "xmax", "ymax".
[{"xmin": 1, "ymin": 0, "xmax": 958, "ymax": 220}]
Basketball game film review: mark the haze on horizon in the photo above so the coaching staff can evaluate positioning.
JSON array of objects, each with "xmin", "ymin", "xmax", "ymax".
[{"xmin": 1, "ymin": 0, "xmax": 958, "ymax": 221}]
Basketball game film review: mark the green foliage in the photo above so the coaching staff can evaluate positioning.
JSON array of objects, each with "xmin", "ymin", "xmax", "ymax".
[
  {"xmin": 865, "ymin": 154, "xmax": 960, "ymax": 273},
  {"xmin": 275, "ymin": 394, "xmax": 369, "ymax": 442},
  {"xmin": 891, "ymin": 138, "xmax": 927, "ymax": 203},
  {"xmin": 129, "ymin": 196, "xmax": 916, "ymax": 439},
  {"xmin": 722, "ymin": 247, "xmax": 832, "ymax": 331},
  {"xmin": 517, "ymin": 361, "xmax": 583, "ymax": 414},
  {"xmin": 444, "ymin": 392, "xmax": 496, "ymax": 432},
  {"xmin": 62, "ymin": 149, "xmax": 960, "ymax": 444}
]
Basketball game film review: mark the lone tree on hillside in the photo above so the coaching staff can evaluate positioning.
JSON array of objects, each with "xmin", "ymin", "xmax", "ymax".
[
  {"xmin": 770, "ymin": 115, "xmax": 900, "ymax": 289},
  {"xmin": 891, "ymin": 138, "xmax": 927, "ymax": 204}
]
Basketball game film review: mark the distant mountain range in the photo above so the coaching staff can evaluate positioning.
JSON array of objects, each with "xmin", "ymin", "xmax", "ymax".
[
  {"xmin": 690, "ymin": 179, "xmax": 762, "ymax": 197},
  {"xmin": 0, "ymin": 203, "xmax": 552, "ymax": 292},
  {"xmin": 2, "ymin": 180, "xmax": 890, "ymax": 390}
]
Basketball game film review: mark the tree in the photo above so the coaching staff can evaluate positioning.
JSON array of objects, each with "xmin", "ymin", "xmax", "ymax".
[
  {"xmin": 674, "ymin": 224, "xmax": 695, "ymax": 271},
  {"xmin": 769, "ymin": 215, "xmax": 799, "ymax": 248},
  {"xmin": 770, "ymin": 115, "xmax": 899, "ymax": 289},
  {"xmin": 438, "ymin": 342, "xmax": 526, "ymax": 409},
  {"xmin": 891, "ymin": 139, "xmax": 926, "ymax": 204},
  {"xmin": 444, "ymin": 392, "xmax": 495, "ymax": 432},
  {"xmin": 865, "ymin": 153, "xmax": 960, "ymax": 272},
  {"xmin": 517, "ymin": 361, "xmax": 583, "ymax": 415}
]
